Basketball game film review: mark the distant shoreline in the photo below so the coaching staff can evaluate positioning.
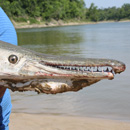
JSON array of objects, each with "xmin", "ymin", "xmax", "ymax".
[{"xmin": 13, "ymin": 20, "xmax": 130, "ymax": 29}]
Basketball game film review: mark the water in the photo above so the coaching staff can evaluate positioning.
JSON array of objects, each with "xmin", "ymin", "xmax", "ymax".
[{"xmin": 11, "ymin": 22, "xmax": 130, "ymax": 121}]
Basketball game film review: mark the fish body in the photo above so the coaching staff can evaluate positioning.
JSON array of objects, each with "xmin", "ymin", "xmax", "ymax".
[{"xmin": 0, "ymin": 41, "xmax": 126, "ymax": 94}]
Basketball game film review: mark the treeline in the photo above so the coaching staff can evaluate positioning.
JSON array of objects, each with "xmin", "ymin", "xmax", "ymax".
[
  {"xmin": 1, "ymin": 0, "xmax": 86, "ymax": 22},
  {"xmin": 86, "ymin": 3, "xmax": 130, "ymax": 22},
  {"xmin": 1, "ymin": 0, "xmax": 130, "ymax": 23}
]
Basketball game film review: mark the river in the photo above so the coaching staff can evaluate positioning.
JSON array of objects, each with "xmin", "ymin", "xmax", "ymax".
[{"xmin": 11, "ymin": 22, "xmax": 130, "ymax": 121}]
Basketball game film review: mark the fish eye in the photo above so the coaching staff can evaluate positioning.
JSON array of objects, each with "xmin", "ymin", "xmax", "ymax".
[{"xmin": 8, "ymin": 55, "xmax": 18, "ymax": 64}]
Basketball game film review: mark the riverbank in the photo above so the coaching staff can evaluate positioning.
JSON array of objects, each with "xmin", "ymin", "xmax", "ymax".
[
  {"xmin": 13, "ymin": 19, "xmax": 95, "ymax": 29},
  {"xmin": 10, "ymin": 113, "xmax": 130, "ymax": 130},
  {"xmin": 13, "ymin": 19, "xmax": 130, "ymax": 29}
]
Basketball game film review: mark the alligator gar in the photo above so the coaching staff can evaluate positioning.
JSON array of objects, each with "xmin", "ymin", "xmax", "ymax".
[{"xmin": 0, "ymin": 40, "xmax": 126, "ymax": 94}]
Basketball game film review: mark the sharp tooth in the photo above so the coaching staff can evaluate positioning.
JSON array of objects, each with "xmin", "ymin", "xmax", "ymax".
[
  {"xmin": 103, "ymin": 67, "xmax": 106, "ymax": 72},
  {"xmin": 108, "ymin": 67, "xmax": 112, "ymax": 71},
  {"xmin": 93, "ymin": 67, "xmax": 96, "ymax": 72},
  {"xmin": 98, "ymin": 67, "xmax": 102, "ymax": 72}
]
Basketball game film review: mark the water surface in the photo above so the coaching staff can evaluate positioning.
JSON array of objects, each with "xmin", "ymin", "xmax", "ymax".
[{"xmin": 11, "ymin": 22, "xmax": 130, "ymax": 121}]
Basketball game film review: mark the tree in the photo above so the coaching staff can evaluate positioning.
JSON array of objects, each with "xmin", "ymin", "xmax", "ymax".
[
  {"xmin": 122, "ymin": 4, "xmax": 130, "ymax": 19},
  {"xmin": 86, "ymin": 3, "xmax": 99, "ymax": 22}
]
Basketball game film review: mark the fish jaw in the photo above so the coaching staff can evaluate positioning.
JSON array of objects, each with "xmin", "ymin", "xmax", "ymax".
[{"xmin": 17, "ymin": 58, "xmax": 126, "ymax": 80}]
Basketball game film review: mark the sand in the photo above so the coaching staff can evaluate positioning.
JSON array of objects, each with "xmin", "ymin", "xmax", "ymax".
[
  {"xmin": 13, "ymin": 20, "xmax": 130, "ymax": 29},
  {"xmin": 10, "ymin": 113, "xmax": 130, "ymax": 130}
]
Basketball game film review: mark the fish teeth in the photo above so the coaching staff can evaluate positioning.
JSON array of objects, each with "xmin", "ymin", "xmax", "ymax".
[{"xmin": 54, "ymin": 65, "xmax": 113, "ymax": 73}]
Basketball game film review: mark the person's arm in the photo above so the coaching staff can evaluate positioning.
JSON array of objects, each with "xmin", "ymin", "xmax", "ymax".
[
  {"xmin": 0, "ymin": 7, "xmax": 17, "ymax": 130},
  {"xmin": 0, "ymin": 7, "xmax": 18, "ymax": 97},
  {"xmin": 0, "ymin": 7, "xmax": 17, "ymax": 45}
]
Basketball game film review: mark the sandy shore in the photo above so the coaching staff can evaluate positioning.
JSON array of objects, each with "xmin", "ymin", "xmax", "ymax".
[
  {"xmin": 10, "ymin": 113, "xmax": 130, "ymax": 130},
  {"xmin": 13, "ymin": 20, "xmax": 130, "ymax": 29},
  {"xmin": 14, "ymin": 21, "xmax": 95, "ymax": 29}
]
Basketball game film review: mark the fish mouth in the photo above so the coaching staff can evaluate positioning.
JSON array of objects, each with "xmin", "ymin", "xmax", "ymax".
[
  {"xmin": 42, "ymin": 61, "xmax": 115, "ymax": 79},
  {"xmin": 18, "ymin": 58, "xmax": 126, "ymax": 80}
]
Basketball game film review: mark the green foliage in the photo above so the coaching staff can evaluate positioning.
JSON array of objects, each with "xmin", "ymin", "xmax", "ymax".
[
  {"xmin": 86, "ymin": 3, "xmax": 98, "ymax": 22},
  {"xmin": 13, "ymin": 17, "xmax": 27, "ymax": 22},
  {"xmin": 86, "ymin": 3, "xmax": 130, "ymax": 22},
  {"xmin": 28, "ymin": 17, "xmax": 39, "ymax": 24},
  {"xmin": 122, "ymin": 4, "xmax": 130, "ymax": 19},
  {"xmin": 1, "ymin": 0, "xmax": 86, "ymax": 21},
  {"xmin": 1, "ymin": 1, "xmax": 130, "ymax": 23}
]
